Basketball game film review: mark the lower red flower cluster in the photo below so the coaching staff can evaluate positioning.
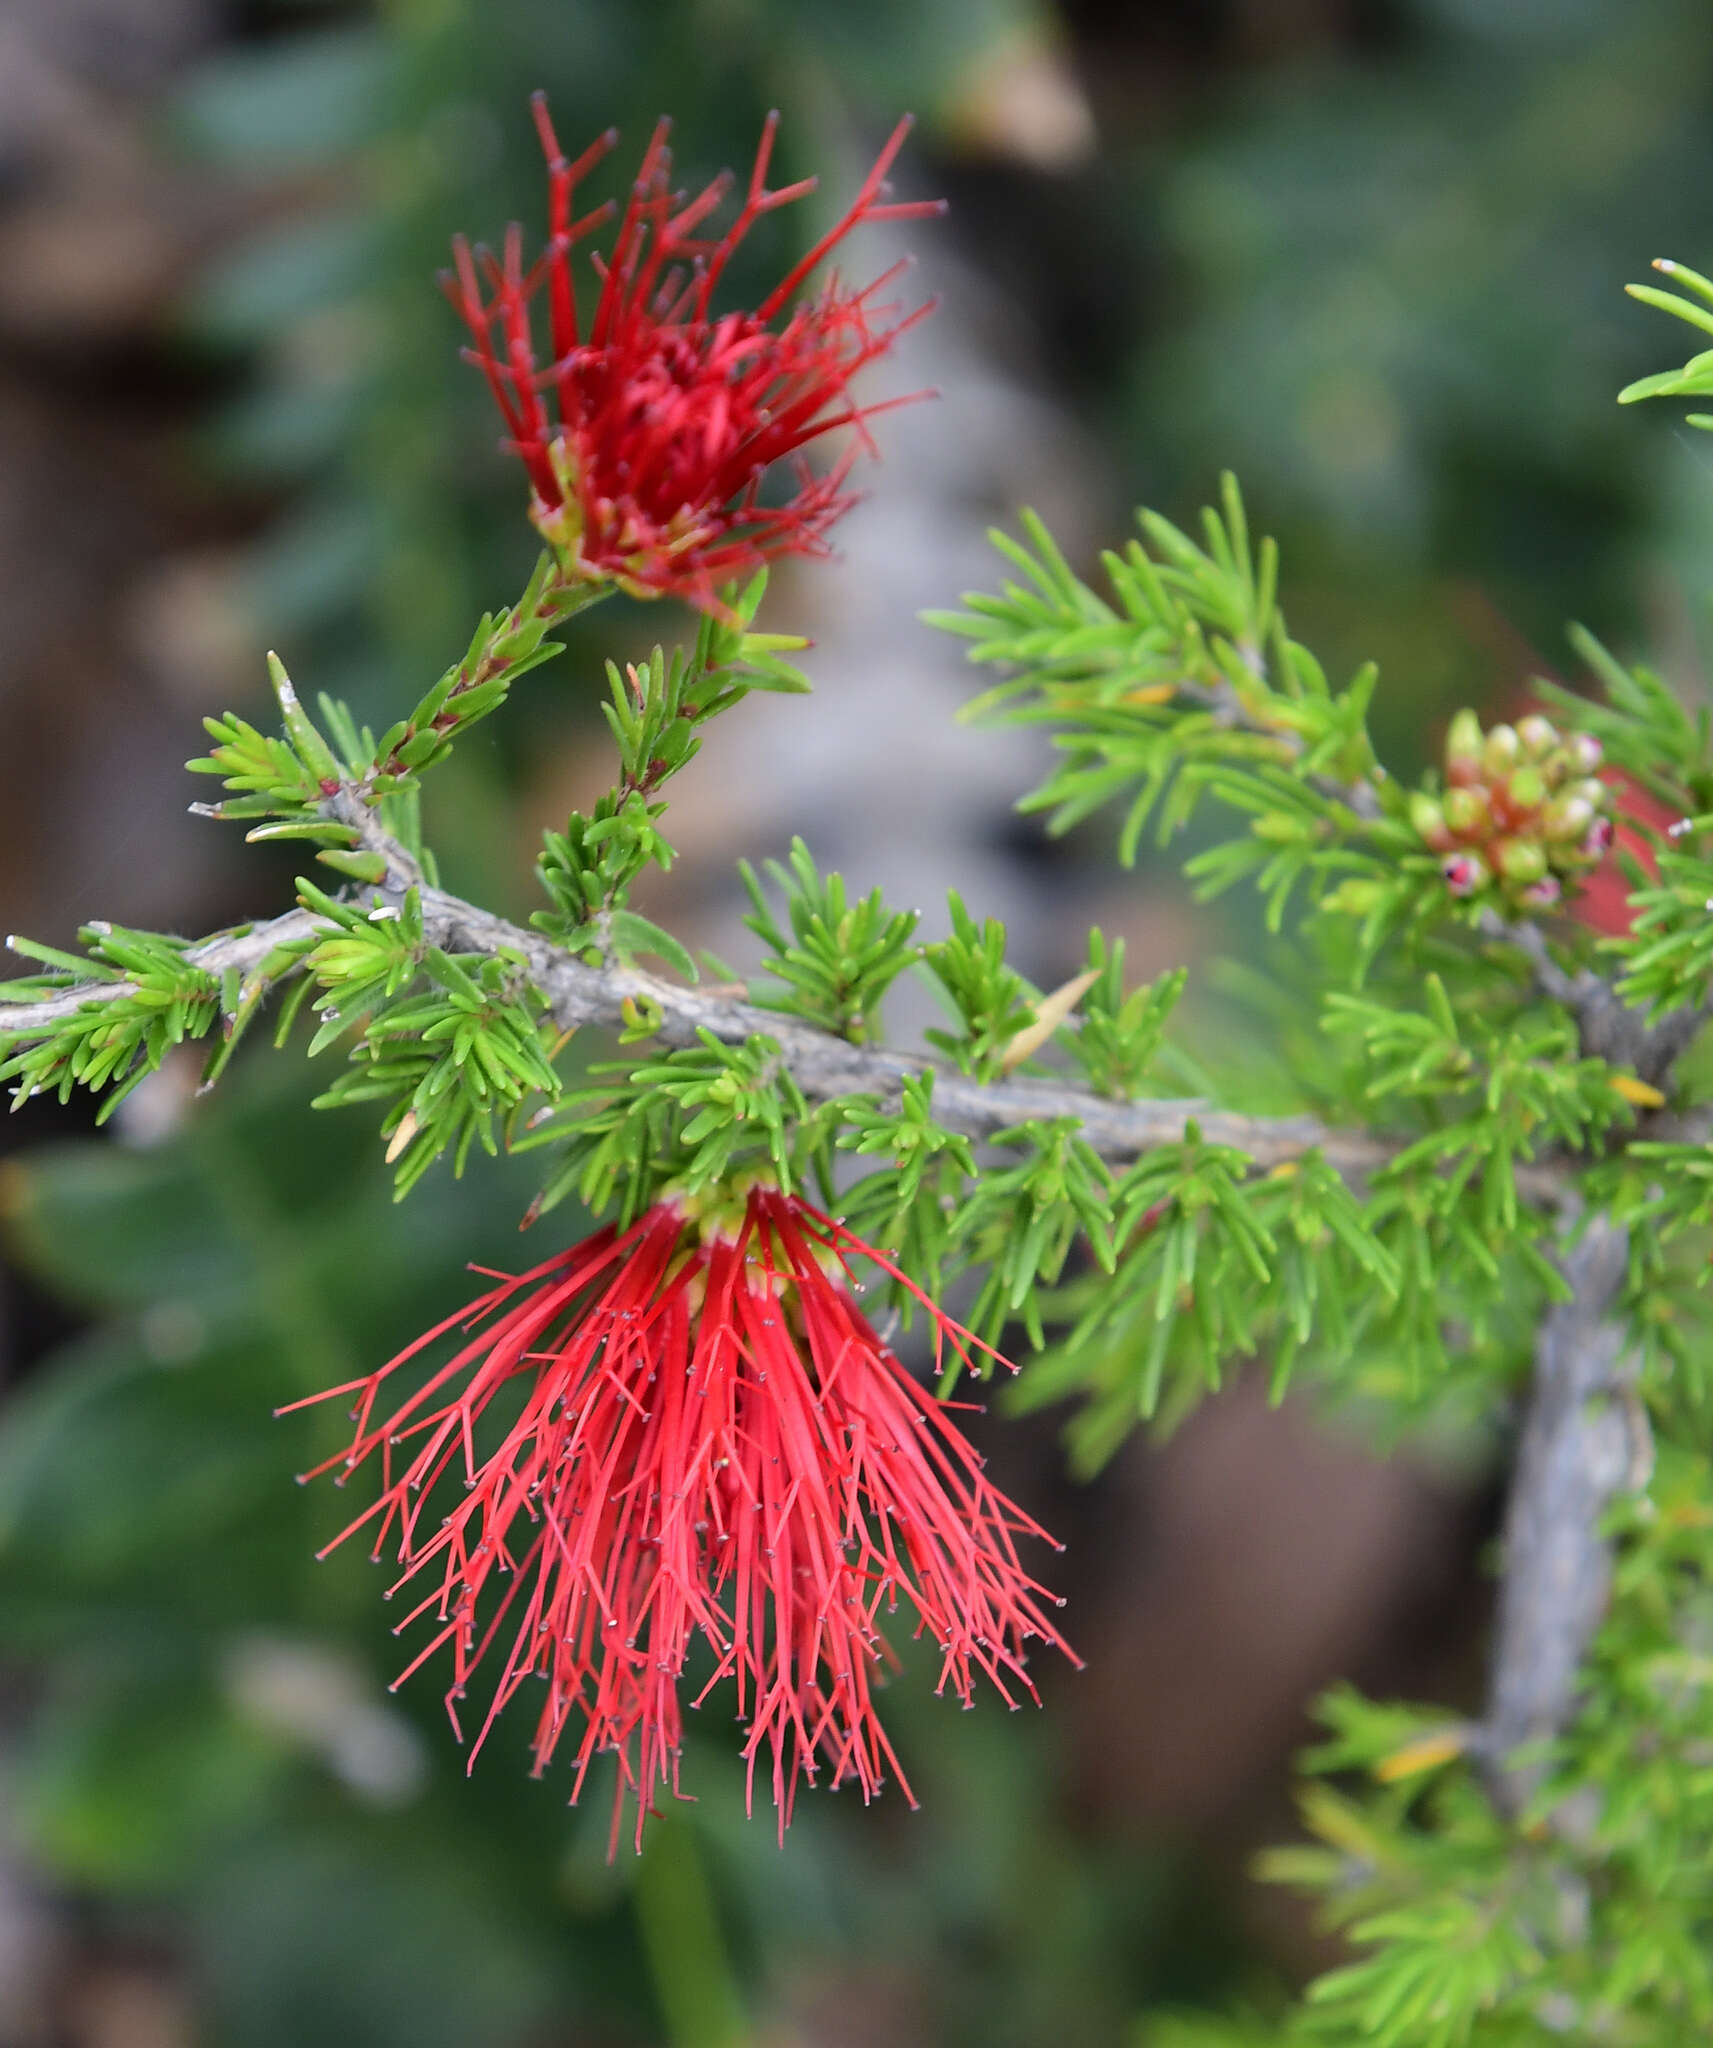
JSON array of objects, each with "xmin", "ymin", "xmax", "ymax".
[{"xmin": 283, "ymin": 1186, "xmax": 1074, "ymax": 1852}]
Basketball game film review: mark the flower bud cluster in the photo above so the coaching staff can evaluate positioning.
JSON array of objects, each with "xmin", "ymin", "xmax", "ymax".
[{"xmin": 1409, "ymin": 709, "xmax": 1614, "ymax": 910}]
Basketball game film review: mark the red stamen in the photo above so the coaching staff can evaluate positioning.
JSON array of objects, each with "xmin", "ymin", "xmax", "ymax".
[
  {"xmin": 445, "ymin": 103, "xmax": 940, "ymax": 612},
  {"xmin": 288, "ymin": 1189, "xmax": 1075, "ymax": 1852}
]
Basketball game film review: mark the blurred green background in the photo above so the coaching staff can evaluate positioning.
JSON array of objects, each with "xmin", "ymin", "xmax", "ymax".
[{"xmin": 3, "ymin": 0, "xmax": 1712, "ymax": 2042}]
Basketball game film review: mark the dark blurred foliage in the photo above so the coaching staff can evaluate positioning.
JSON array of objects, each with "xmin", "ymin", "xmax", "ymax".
[{"xmin": 3, "ymin": 0, "xmax": 1712, "ymax": 2042}]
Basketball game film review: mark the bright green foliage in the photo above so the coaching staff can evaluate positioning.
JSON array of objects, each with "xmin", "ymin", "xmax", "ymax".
[
  {"xmin": 516, "ymin": 1032, "xmax": 806, "ymax": 1223},
  {"xmin": 932, "ymin": 481, "xmax": 1385, "ymax": 878},
  {"xmin": 534, "ymin": 796, "xmax": 689, "ymax": 974},
  {"xmin": 294, "ymin": 880, "xmax": 426, "ymax": 1015},
  {"xmin": 1534, "ymin": 627, "xmax": 1713, "ymax": 820},
  {"xmin": 192, "ymin": 658, "xmax": 341, "ymax": 817},
  {"xmin": 836, "ymin": 1074, "xmax": 977, "ymax": 1313},
  {"xmin": 190, "ymin": 652, "xmax": 439, "ymax": 900},
  {"xmin": 1551, "ymin": 1448, "xmax": 1713, "ymax": 2014},
  {"xmin": 1279, "ymin": 1781, "xmax": 1551, "ymax": 2046},
  {"xmin": 1011, "ymin": 1129, "xmax": 1399, "ymax": 1468},
  {"xmin": 192, "ymin": 553, "xmax": 588, "ymax": 870},
  {"xmin": 1322, "ymin": 980, "xmax": 1634, "ymax": 1232},
  {"xmin": 1600, "ymin": 1136, "xmax": 1713, "ymax": 1398},
  {"xmin": 925, "ymin": 489, "xmax": 1686, "ymax": 1473},
  {"xmin": 997, "ymin": 906, "xmax": 1648, "ymax": 1467},
  {"xmin": 951, "ymin": 1119, "xmax": 1117, "ymax": 1350},
  {"xmin": 921, "ymin": 893, "xmax": 1039, "ymax": 1076},
  {"xmin": 531, "ymin": 575, "xmax": 812, "ymax": 977},
  {"xmin": 1019, "ymin": 975, "xmax": 1620, "ymax": 1460},
  {"xmin": 362, "ymin": 551, "xmax": 594, "ymax": 787},
  {"xmin": 1255, "ymin": 1450, "xmax": 1713, "ymax": 2048},
  {"xmin": 740, "ymin": 838, "xmax": 920, "ymax": 1043},
  {"xmin": 593, "ymin": 574, "xmax": 813, "ymax": 786},
  {"xmin": 190, "ymin": 654, "xmax": 369, "ymax": 857},
  {"xmin": 310, "ymin": 965, "xmax": 559, "ymax": 1196},
  {"xmin": 1619, "ymin": 256, "xmax": 1713, "ymax": 429},
  {"xmin": 293, "ymin": 882, "xmax": 560, "ymax": 1195},
  {"xmin": 1614, "ymin": 823, "xmax": 1713, "ymax": 1021},
  {"xmin": 1064, "ymin": 936, "xmax": 1187, "ymax": 1099},
  {"xmin": 0, "ymin": 926, "xmax": 225, "ymax": 1120},
  {"xmin": 1578, "ymin": 265, "xmax": 1713, "ymax": 1024}
]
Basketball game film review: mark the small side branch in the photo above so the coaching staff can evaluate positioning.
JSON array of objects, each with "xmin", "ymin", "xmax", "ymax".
[
  {"xmin": 1485, "ymin": 914, "xmax": 1706, "ymax": 1081},
  {"xmin": 1187, "ymin": 670, "xmax": 1385, "ymax": 822},
  {"xmin": 0, "ymin": 906, "xmax": 314, "ymax": 1035}
]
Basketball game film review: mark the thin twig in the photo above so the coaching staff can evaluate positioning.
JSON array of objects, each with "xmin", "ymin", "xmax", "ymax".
[{"xmin": 1183, "ymin": 669, "xmax": 1386, "ymax": 822}]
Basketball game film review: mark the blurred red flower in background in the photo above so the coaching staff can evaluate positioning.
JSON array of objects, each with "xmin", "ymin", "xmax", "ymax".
[
  {"xmin": 445, "ymin": 99, "xmax": 941, "ymax": 610},
  {"xmin": 284, "ymin": 1185, "xmax": 1073, "ymax": 1852},
  {"xmin": 1572, "ymin": 769, "xmax": 1669, "ymax": 935}
]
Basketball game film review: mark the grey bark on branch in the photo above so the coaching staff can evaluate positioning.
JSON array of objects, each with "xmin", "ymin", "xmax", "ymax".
[
  {"xmin": 1467, "ymin": 919, "xmax": 1693, "ymax": 1817},
  {"xmin": 1222, "ymin": 688, "xmax": 1697, "ymax": 1826},
  {"xmin": 1482, "ymin": 911, "xmax": 1706, "ymax": 1083},
  {"xmin": 1480, "ymin": 1213, "xmax": 1649, "ymax": 1819},
  {"xmin": 0, "ymin": 821, "xmax": 1392, "ymax": 1178},
  {"xmin": 0, "ymin": 801, "xmax": 1617, "ymax": 1201}
]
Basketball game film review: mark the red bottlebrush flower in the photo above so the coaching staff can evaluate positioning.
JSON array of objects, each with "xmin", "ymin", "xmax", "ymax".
[
  {"xmin": 281, "ymin": 1185, "xmax": 1074, "ymax": 1852},
  {"xmin": 444, "ymin": 100, "xmax": 942, "ymax": 610}
]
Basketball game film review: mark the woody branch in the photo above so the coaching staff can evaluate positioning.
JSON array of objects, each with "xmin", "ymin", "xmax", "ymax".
[
  {"xmin": 0, "ymin": 792, "xmax": 1671, "ymax": 1802},
  {"xmin": 4, "ymin": 792, "xmax": 1589, "ymax": 1191},
  {"xmin": 0, "ymin": 803, "xmax": 1391, "ymax": 1178}
]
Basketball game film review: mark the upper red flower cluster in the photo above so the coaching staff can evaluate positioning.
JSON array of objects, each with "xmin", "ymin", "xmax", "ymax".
[
  {"xmin": 284, "ymin": 1186, "xmax": 1073, "ymax": 1853},
  {"xmin": 444, "ymin": 100, "xmax": 942, "ymax": 610}
]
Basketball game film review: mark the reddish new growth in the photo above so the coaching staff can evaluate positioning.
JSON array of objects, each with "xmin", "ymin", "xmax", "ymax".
[
  {"xmin": 444, "ymin": 100, "xmax": 942, "ymax": 609},
  {"xmin": 283, "ymin": 1185, "xmax": 1074, "ymax": 1852}
]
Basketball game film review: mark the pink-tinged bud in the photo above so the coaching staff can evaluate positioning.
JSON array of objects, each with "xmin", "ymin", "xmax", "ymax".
[
  {"xmin": 1496, "ymin": 836, "xmax": 1548, "ymax": 884},
  {"xmin": 1581, "ymin": 816, "xmax": 1616, "ymax": 860},
  {"xmin": 1409, "ymin": 792, "xmax": 1453, "ymax": 851},
  {"xmin": 1566, "ymin": 733, "xmax": 1603, "ymax": 774},
  {"xmin": 1520, "ymin": 875, "xmax": 1563, "ymax": 909},
  {"xmin": 1505, "ymin": 765, "xmax": 1548, "ymax": 816},
  {"xmin": 1443, "ymin": 785, "xmax": 1490, "ymax": 838},
  {"xmin": 1516, "ymin": 714, "xmax": 1557, "ymax": 758},
  {"xmin": 1442, "ymin": 851, "xmax": 1490, "ymax": 896},
  {"xmin": 1542, "ymin": 793, "xmax": 1596, "ymax": 843},
  {"xmin": 1482, "ymin": 723, "xmax": 1521, "ymax": 778},
  {"xmin": 1445, "ymin": 709, "xmax": 1484, "ymax": 786}
]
